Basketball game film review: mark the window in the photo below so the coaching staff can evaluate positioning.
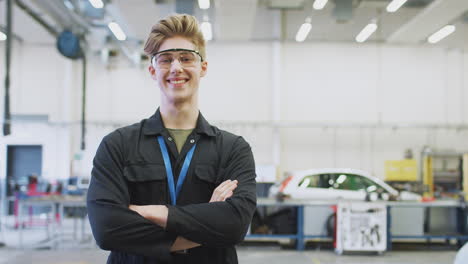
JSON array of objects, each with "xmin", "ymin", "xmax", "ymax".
[
  {"xmin": 323, "ymin": 173, "xmax": 386, "ymax": 192},
  {"xmin": 298, "ymin": 174, "xmax": 325, "ymax": 188},
  {"xmin": 334, "ymin": 174, "xmax": 367, "ymax": 191}
]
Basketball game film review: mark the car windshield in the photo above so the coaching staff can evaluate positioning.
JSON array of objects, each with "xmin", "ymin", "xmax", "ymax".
[{"xmin": 298, "ymin": 173, "xmax": 385, "ymax": 193}]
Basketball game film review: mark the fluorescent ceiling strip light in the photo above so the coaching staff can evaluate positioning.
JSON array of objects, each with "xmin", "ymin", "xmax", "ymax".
[
  {"xmin": 355, "ymin": 23, "xmax": 377, "ymax": 43},
  {"xmin": 108, "ymin": 22, "xmax": 126, "ymax": 41},
  {"xmin": 427, "ymin": 25, "xmax": 456, "ymax": 44},
  {"xmin": 198, "ymin": 0, "xmax": 210, "ymax": 9},
  {"xmin": 0, "ymin": 31, "xmax": 6, "ymax": 41},
  {"xmin": 313, "ymin": 0, "xmax": 328, "ymax": 10},
  {"xmin": 88, "ymin": 0, "xmax": 104, "ymax": 9},
  {"xmin": 295, "ymin": 20, "xmax": 312, "ymax": 42},
  {"xmin": 386, "ymin": 0, "xmax": 408, "ymax": 13},
  {"xmin": 64, "ymin": 0, "xmax": 74, "ymax": 10},
  {"xmin": 201, "ymin": 21, "xmax": 212, "ymax": 41}
]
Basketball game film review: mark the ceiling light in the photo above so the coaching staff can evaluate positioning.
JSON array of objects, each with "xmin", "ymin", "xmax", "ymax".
[
  {"xmin": 201, "ymin": 21, "xmax": 212, "ymax": 41},
  {"xmin": 313, "ymin": 0, "xmax": 328, "ymax": 10},
  {"xmin": 295, "ymin": 18, "xmax": 312, "ymax": 42},
  {"xmin": 386, "ymin": 0, "xmax": 408, "ymax": 13},
  {"xmin": 355, "ymin": 22, "xmax": 378, "ymax": 43},
  {"xmin": 108, "ymin": 22, "xmax": 126, "ymax": 41},
  {"xmin": 64, "ymin": 0, "xmax": 74, "ymax": 10},
  {"xmin": 427, "ymin": 25, "xmax": 456, "ymax": 44},
  {"xmin": 198, "ymin": 0, "xmax": 210, "ymax": 9},
  {"xmin": 88, "ymin": 0, "xmax": 104, "ymax": 9},
  {"xmin": 0, "ymin": 31, "xmax": 6, "ymax": 41}
]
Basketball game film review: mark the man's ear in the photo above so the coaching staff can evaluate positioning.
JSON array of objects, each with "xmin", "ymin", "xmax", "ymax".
[
  {"xmin": 148, "ymin": 65, "xmax": 157, "ymax": 80},
  {"xmin": 200, "ymin": 61, "xmax": 208, "ymax": 77}
]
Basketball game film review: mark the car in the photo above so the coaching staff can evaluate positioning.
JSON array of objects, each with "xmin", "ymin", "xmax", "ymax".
[{"xmin": 269, "ymin": 168, "xmax": 421, "ymax": 201}]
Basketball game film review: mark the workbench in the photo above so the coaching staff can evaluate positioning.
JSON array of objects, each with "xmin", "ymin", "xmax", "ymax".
[
  {"xmin": 246, "ymin": 198, "xmax": 468, "ymax": 251},
  {"xmin": 16, "ymin": 195, "xmax": 89, "ymax": 249}
]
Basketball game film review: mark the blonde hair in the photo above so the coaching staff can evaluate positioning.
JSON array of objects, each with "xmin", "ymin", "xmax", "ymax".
[{"xmin": 143, "ymin": 14, "xmax": 206, "ymax": 60}]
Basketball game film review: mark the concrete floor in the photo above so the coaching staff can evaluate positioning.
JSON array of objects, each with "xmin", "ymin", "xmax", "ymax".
[
  {"xmin": 0, "ymin": 215, "xmax": 459, "ymax": 264},
  {"xmin": 0, "ymin": 247, "xmax": 458, "ymax": 264}
]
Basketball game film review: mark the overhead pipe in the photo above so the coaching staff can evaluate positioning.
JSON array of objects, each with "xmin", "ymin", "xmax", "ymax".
[
  {"xmin": 48, "ymin": 1, "xmax": 140, "ymax": 66},
  {"xmin": 13, "ymin": 0, "xmax": 89, "ymax": 149},
  {"xmin": 31, "ymin": 0, "xmax": 89, "ymax": 34},
  {"xmin": 0, "ymin": 25, "xmax": 23, "ymax": 43},
  {"xmin": 3, "ymin": 0, "xmax": 12, "ymax": 136},
  {"xmin": 4, "ymin": 0, "xmax": 63, "ymax": 136},
  {"xmin": 81, "ymin": 54, "xmax": 87, "ymax": 150},
  {"xmin": 14, "ymin": 0, "xmax": 59, "ymax": 37}
]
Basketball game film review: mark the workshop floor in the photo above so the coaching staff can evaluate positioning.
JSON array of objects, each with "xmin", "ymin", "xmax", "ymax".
[
  {"xmin": 0, "ymin": 247, "xmax": 458, "ymax": 264},
  {"xmin": 0, "ymin": 216, "xmax": 459, "ymax": 264}
]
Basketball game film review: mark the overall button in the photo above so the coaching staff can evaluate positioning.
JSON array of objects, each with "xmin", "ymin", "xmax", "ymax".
[
  {"xmin": 190, "ymin": 139, "xmax": 195, "ymax": 144},
  {"xmin": 168, "ymin": 137, "xmax": 173, "ymax": 141}
]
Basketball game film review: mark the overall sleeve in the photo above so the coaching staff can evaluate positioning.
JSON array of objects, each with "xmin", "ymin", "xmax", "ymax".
[
  {"xmin": 165, "ymin": 137, "xmax": 257, "ymax": 247},
  {"xmin": 87, "ymin": 131, "xmax": 176, "ymax": 262}
]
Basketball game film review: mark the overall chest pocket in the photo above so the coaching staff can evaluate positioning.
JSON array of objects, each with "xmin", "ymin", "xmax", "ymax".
[
  {"xmin": 192, "ymin": 165, "xmax": 220, "ymax": 202},
  {"xmin": 123, "ymin": 164, "xmax": 167, "ymax": 205}
]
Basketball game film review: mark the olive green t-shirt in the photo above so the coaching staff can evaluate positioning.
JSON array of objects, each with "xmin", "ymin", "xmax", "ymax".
[{"xmin": 167, "ymin": 128, "xmax": 194, "ymax": 153}]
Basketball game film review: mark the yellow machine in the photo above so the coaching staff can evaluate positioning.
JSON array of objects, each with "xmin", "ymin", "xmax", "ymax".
[
  {"xmin": 385, "ymin": 159, "xmax": 418, "ymax": 182},
  {"xmin": 422, "ymin": 155, "xmax": 433, "ymax": 198},
  {"xmin": 421, "ymin": 151, "xmax": 466, "ymax": 199}
]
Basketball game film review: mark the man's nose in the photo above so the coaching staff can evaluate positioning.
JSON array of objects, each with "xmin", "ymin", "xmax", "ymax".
[{"xmin": 170, "ymin": 59, "xmax": 183, "ymax": 73}]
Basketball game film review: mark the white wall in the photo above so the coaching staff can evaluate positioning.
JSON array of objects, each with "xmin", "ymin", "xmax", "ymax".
[
  {"xmin": 1, "ymin": 40, "xmax": 467, "ymax": 184},
  {"xmin": 279, "ymin": 43, "xmax": 468, "ymax": 177},
  {"xmin": 200, "ymin": 42, "xmax": 272, "ymax": 122},
  {"xmin": 0, "ymin": 42, "xmax": 82, "ymax": 185},
  {"xmin": 282, "ymin": 43, "xmax": 380, "ymax": 123},
  {"xmin": 86, "ymin": 59, "xmax": 159, "ymax": 123}
]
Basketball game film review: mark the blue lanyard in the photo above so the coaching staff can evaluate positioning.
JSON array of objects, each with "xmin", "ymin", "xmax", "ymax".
[{"xmin": 157, "ymin": 136, "xmax": 197, "ymax": 205}]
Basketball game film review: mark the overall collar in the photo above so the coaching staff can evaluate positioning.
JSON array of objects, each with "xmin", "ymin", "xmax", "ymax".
[{"xmin": 142, "ymin": 108, "xmax": 216, "ymax": 137}]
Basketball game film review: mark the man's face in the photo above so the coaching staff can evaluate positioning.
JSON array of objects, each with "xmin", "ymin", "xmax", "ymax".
[{"xmin": 149, "ymin": 36, "xmax": 207, "ymax": 104}]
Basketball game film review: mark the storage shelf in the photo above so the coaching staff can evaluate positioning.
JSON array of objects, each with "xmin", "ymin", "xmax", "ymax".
[
  {"xmin": 433, "ymin": 177, "xmax": 459, "ymax": 183},
  {"xmin": 429, "ymin": 152, "xmax": 462, "ymax": 158},
  {"xmin": 392, "ymin": 234, "xmax": 468, "ymax": 240},
  {"xmin": 434, "ymin": 171, "xmax": 460, "ymax": 177}
]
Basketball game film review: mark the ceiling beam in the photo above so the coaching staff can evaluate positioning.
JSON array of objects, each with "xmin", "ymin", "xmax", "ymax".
[{"xmin": 387, "ymin": 0, "xmax": 468, "ymax": 44}]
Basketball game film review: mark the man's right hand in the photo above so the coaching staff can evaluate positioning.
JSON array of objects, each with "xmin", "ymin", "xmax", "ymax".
[{"xmin": 209, "ymin": 179, "xmax": 238, "ymax": 203}]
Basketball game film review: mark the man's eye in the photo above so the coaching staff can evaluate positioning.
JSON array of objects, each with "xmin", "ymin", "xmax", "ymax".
[
  {"xmin": 158, "ymin": 58, "xmax": 172, "ymax": 64},
  {"xmin": 180, "ymin": 57, "xmax": 193, "ymax": 62}
]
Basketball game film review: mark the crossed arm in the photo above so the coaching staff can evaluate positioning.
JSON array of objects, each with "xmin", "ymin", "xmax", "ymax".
[{"xmin": 129, "ymin": 179, "xmax": 238, "ymax": 251}]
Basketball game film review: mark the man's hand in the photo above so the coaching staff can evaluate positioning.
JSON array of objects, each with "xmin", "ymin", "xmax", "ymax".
[
  {"xmin": 170, "ymin": 237, "xmax": 200, "ymax": 252},
  {"xmin": 209, "ymin": 179, "xmax": 238, "ymax": 203},
  {"xmin": 129, "ymin": 205, "xmax": 168, "ymax": 228}
]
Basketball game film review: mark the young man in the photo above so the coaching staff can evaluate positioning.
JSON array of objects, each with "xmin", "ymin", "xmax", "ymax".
[{"xmin": 87, "ymin": 14, "xmax": 257, "ymax": 264}]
